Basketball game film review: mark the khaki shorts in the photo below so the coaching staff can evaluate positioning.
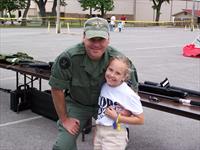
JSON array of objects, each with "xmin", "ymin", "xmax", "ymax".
[{"xmin": 93, "ymin": 125, "xmax": 128, "ymax": 150}]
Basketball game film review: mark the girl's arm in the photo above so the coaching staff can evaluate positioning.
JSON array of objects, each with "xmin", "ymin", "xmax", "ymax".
[
  {"xmin": 119, "ymin": 113, "xmax": 144, "ymax": 125},
  {"xmin": 105, "ymin": 107, "xmax": 144, "ymax": 125}
]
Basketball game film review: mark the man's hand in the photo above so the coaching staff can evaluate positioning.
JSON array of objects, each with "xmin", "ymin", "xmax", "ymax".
[
  {"xmin": 61, "ymin": 117, "xmax": 80, "ymax": 136},
  {"xmin": 51, "ymin": 88, "xmax": 80, "ymax": 135}
]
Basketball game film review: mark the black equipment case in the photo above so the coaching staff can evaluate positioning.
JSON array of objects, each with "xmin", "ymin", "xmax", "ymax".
[
  {"xmin": 30, "ymin": 89, "xmax": 58, "ymax": 121},
  {"xmin": 10, "ymin": 85, "xmax": 32, "ymax": 112}
]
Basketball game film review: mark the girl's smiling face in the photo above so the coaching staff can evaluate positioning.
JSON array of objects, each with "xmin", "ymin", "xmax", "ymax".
[{"xmin": 105, "ymin": 59, "xmax": 128, "ymax": 87}]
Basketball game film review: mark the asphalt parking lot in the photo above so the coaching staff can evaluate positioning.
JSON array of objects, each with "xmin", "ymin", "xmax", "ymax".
[{"xmin": 0, "ymin": 27, "xmax": 200, "ymax": 150}]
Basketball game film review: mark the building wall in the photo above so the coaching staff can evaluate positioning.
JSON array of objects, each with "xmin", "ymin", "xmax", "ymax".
[
  {"xmin": 60, "ymin": 0, "xmax": 135, "ymax": 19},
  {"xmin": 28, "ymin": 1, "xmax": 38, "ymax": 16},
  {"xmin": 60, "ymin": 0, "xmax": 85, "ymax": 14},
  {"xmin": 25, "ymin": 0, "xmax": 198, "ymax": 21},
  {"xmin": 134, "ymin": 0, "xmax": 194, "ymax": 21},
  {"xmin": 107, "ymin": 0, "xmax": 134, "ymax": 15},
  {"xmin": 135, "ymin": 0, "xmax": 155, "ymax": 21}
]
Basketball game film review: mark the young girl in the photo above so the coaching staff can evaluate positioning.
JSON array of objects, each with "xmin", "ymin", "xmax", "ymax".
[{"xmin": 94, "ymin": 56, "xmax": 144, "ymax": 150}]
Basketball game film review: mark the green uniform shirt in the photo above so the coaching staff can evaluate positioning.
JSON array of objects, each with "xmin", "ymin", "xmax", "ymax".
[{"xmin": 49, "ymin": 43, "xmax": 138, "ymax": 107}]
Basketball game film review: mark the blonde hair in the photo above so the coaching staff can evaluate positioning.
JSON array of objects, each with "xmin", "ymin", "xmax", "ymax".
[{"xmin": 108, "ymin": 55, "xmax": 132, "ymax": 81}]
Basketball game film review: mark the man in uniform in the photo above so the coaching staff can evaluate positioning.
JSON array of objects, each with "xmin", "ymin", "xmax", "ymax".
[{"xmin": 49, "ymin": 17, "xmax": 138, "ymax": 150}]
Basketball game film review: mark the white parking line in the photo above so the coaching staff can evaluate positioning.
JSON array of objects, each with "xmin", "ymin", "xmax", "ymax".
[
  {"xmin": 0, "ymin": 76, "xmax": 16, "ymax": 81},
  {"xmin": 0, "ymin": 116, "xmax": 43, "ymax": 127}
]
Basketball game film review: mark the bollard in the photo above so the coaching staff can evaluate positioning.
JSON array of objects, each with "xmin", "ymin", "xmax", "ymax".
[
  {"xmin": 184, "ymin": 25, "xmax": 187, "ymax": 30},
  {"xmin": 190, "ymin": 25, "xmax": 195, "ymax": 32},
  {"xmin": 60, "ymin": 23, "xmax": 62, "ymax": 33},
  {"xmin": 67, "ymin": 22, "xmax": 70, "ymax": 33},
  {"xmin": 196, "ymin": 25, "xmax": 199, "ymax": 31},
  {"xmin": 47, "ymin": 21, "xmax": 50, "ymax": 33}
]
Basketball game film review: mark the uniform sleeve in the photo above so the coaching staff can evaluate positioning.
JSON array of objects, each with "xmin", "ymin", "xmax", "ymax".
[
  {"xmin": 49, "ymin": 52, "xmax": 72, "ymax": 90},
  {"xmin": 129, "ymin": 61, "xmax": 139, "ymax": 92}
]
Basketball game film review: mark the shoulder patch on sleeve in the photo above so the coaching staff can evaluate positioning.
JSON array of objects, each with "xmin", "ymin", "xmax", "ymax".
[{"xmin": 59, "ymin": 56, "xmax": 71, "ymax": 69}]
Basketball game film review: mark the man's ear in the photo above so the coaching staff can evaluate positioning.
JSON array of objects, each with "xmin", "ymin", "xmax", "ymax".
[
  {"xmin": 82, "ymin": 32, "xmax": 86, "ymax": 41},
  {"xmin": 82, "ymin": 36, "xmax": 86, "ymax": 42}
]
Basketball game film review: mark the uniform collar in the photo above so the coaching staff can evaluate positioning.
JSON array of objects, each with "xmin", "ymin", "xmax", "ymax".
[{"xmin": 82, "ymin": 49, "xmax": 109, "ymax": 77}]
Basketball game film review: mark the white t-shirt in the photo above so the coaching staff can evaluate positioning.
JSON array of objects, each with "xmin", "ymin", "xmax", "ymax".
[
  {"xmin": 96, "ymin": 82, "xmax": 143, "ymax": 126},
  {"xmin": 110, "ymin": 16, "xmax": 116, "ymax": 25}
]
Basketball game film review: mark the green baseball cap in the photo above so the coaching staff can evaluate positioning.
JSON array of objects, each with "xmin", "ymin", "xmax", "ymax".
[{"xmin": 84, "ymin": 17, "xmax": 109, "ymax": 39}]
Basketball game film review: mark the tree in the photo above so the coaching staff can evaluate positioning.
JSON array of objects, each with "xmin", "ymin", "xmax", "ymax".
[
  {"xmin": 78, "ymin": 0, "xmax": 114, "ymax": 18},
  {"xmin": 78, "ymin": 0, "xmax": 96, "ymax": 17},
  {"xmin": 21, "ymin": 0, "xmax": 31, "ymax": 26},
  {"xmin": 0, "ymin": 0, "xmax": 27, "ymax": 24},
  {"xmin": 151, "ymin": 0, "xmax": 170, "ymax": 22},
  {"xmin": 34, "ymin": 0, "xmax": 67, "ymax": 25},
  {"xmin": 34, "ymin": 0, "xmax": 47, "ymax": 25},
  {"xmin": 51, "ymin": 0, "xmax": 67, "ymax": 17},
  {"xmin": 95, "ymin": 0, "xmax": 114, "ymax": 18}
]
